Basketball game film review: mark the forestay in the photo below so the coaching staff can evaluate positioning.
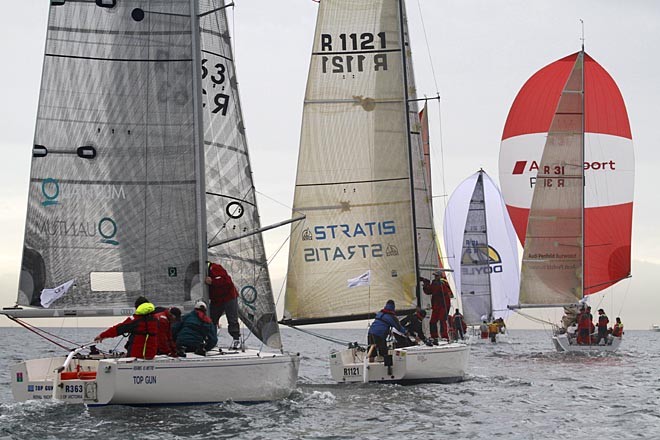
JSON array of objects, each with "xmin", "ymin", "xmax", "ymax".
[{"xmin": 284, "ymin": 0, "xmax": 440, "ymax": 324}]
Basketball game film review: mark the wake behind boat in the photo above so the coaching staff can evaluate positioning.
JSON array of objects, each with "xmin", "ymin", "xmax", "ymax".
[
  {"xmin": 2, "ymin": 0, "xmax": 300, "ymax": 405},
  {"xmin": 280, "ymin": 0, "xmax": 468, "ymax": 383}
]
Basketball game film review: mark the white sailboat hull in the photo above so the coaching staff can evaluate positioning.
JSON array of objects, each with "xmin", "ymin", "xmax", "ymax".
[
  {"xmin": 329, "ymin": 342, "xmax": 469, "ymax": 384},
  {"xmin": 11, "ymin": 349, "xmax": 300, "ymax": 406},
  {"xmin": 552, "ymin": 333, "xmax": 623, "ymax": 353}
]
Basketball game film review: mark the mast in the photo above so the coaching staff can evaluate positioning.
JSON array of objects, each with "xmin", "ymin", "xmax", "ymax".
[
  {"xmin": 397, "ymin": 0, "xmax": 421, "ymax": 306},
  {"xmin": 190, "ymin": 0, "xmax": 209, "ymax": 301},
  {"xmin": 477, "ymin": 169, "xmax": 494, "ymax": 318},
  {"xmin": 579, "ymin": 47, "xmax": 585, "ymax": 301}
]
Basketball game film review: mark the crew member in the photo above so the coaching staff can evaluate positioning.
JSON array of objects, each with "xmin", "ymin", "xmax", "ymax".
[
  {"xmin": 176, "ymin": 301, "xmax": 218, "ymax": 355},
  {"xmin": 367, "ymin": 300, "xmax": 408, "ymax": 375},
  {"xmin": 453, "ymin": 309, "xmax": 467, "ymax": 341},
  {"xmin": 596, "ymin": 308, "xmax": 609, "ymax": 345},
  {"xmin": 206, "ymin": 260, "xmax": 241, "ymax": 349},
  {"xmin": 421, "ymin": 271, "xmax": 453, "ymax": 343},
  {"xmin": 611, "ymin": 317, "xmax": 624, "ymax": 337},
  {"xmin": 94, "ymin": 296, "xmax": 159, "ymax": 359}
]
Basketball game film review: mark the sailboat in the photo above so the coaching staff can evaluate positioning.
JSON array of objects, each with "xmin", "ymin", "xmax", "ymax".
[
  {"xmin": 443, "ymin": 169, "xmax": 519, "ymax": 341},
  {"xmin": 1, "ymin": 0, "xmax": 299, "ymax": 405},
  {"xmin": 281, "ymin": 0, "xmax": 469, "ymax": 383},
  {"xmin": 499, "ymin": 49, "xmax": 634, "ymax": 352}
]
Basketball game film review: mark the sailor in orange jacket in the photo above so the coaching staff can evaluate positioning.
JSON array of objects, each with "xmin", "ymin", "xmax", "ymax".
[{"xmin": 611, "ymin": 317, "xmax": 624, "ymax": 337}]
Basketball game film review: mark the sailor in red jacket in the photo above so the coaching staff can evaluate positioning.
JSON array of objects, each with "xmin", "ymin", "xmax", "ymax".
[
  {"xmin": 206, "ymin": 261, "xmax": 241, "ymax": 349},
  {"xmin": 94, "ymin": 296, "xmax": 159, "ymax": 359},
  {"xmin": 421, "ymin": 271, "xmax": 453, "ymax": 342},
  {"xmin": 576, "ymin": 306, "xmax": 593, "ymax": 345},
  {"xmin": 154, "ymin": 307, "xmax": 178, "ymax": 356}
]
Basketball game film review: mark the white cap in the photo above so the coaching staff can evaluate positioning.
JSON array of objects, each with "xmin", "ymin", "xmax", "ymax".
[{"xmin": 194, "ymin": 300, "xmax": 207, "ymax": 311}]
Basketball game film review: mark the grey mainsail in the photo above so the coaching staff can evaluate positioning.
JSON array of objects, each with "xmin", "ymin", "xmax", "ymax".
[
  {"xmin": 19, "ymin": 1, "xmax": 204, "ymax": 312},
  {"xmin": 14, "ymin": 0, "xmax": 282, "ymax": 348}
]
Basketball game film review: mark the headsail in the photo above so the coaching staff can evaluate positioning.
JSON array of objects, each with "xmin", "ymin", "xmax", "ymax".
[
  {"xmin": 499, "ymin": 52, "xmax": 633, "ymax": 304},
  {"xmin": 18, "ymin": 1, "xmax": 205, "ymax": 314},
  {"xmin": 284, "ymin": 0, "xmax": 440, "ymax": 324},
  {"xmin": 199, "ymin": 0, "xmax": 281, "ymax": 348},
  {"xmin": 443, "ymin": 170, "xmax": 519, "ymax": 324}
]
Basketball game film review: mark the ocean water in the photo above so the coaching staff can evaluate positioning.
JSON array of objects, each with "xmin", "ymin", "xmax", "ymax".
[{"xmin": 0, "ymin": 326, "xmax": 658, "ymax": 439}]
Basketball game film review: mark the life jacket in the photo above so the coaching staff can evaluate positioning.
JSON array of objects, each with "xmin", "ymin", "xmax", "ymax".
[
  {"xmin": 612, "ymin": 322, "xmax": 624, "ymax": 337},
  {"xmin": 598, "ymin": 314, "xmax": 609, "ymax": 328},
  {"xmin": 99, "ymin": 304, "xmax": 159, "ymax": 359}
]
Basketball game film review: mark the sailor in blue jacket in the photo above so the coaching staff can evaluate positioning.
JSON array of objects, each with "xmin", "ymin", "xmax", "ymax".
[
  {"xmin": 367, "ymin": 300, "xmax": 408, "ymax": 375},
  {"xmin": 175, "ymin": 301, "xmax": 218, "ymax": 355}
]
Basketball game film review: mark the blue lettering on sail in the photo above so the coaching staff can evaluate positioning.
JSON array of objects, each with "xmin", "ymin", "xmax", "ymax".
[
  {"xmin": 312, "ymin": 220, "xmax": 396, "ymax": 240},
  {"xmin": 302, "ymin": 221, "xmax": 396, "ymax": 262}
]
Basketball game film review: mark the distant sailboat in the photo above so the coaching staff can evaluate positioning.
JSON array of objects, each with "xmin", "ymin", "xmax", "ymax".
[
  {"xmin": 443, "ymin": 169, "xmax": 519, "ymax": 340},
  {"xmin": 499, "ymin": 49, "xmax": 634, "ymax": 352},
  {"xmin": 1, "ymin": 0, "xmax": 299, "ymax": 405},
  {"xmin": 281, "ymin": 0, "xmax": 469, "ymax": 383}
]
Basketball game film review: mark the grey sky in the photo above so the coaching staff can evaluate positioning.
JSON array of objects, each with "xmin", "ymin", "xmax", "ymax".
[{"xmin": 0, "ymin": 1, "xmax": 657, "ymax": 329}]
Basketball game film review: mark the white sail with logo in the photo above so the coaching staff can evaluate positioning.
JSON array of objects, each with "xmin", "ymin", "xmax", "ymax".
[
  {"xmin": 283, "ymin": 0, "xmax": 440, "ymax": 324},
  {"xmin": 497, "ymin": 50, "xmax": 633, "ymax": 352},
  {"xmin": 443, "ymin": 170, "xmax": 519, "ymax": 325}
]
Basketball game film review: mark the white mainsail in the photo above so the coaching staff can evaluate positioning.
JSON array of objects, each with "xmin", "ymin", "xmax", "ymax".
[
  {"xmin": 284, "ymin": 0, "xmax": 440, "ymax": 324},
  {"xmin": 443, "ymin": 170, "xmax": 519, "ymax": 325}
]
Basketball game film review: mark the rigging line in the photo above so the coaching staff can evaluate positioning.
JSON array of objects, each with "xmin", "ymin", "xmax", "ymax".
[
  {"xmin": 512, "ymin": 309, "xmax": 558, "ymax": 328},
  {"xmin": 255, "ymin": 190, "xmax": 294, "ymax": 211},
  {"xmin": 8, "ymin": 316, "xmax": 73, "ymax": 351},
  {"xmin": 415, "ymin": 0, "xmax": 440, "ymax": 93},
  {"xmin": 272, "ymin": 221, "xmax": 303, "ymax": 310},
  {"xmin": 287, "ymin": 325, "xmax": 359, "ymax": 347}
]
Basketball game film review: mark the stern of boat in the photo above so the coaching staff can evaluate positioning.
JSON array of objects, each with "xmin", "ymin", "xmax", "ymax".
[{"xmin": 552, "ymin": 333, "xmax": 623, "ymax": 353}]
